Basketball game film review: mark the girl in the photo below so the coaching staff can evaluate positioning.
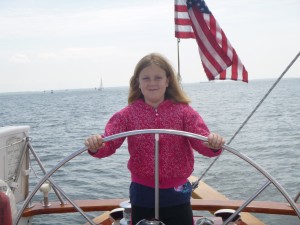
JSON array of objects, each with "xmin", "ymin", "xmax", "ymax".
[{"xmin": 85, "ymin": 53, "xmax": 225, "ymax": 225}]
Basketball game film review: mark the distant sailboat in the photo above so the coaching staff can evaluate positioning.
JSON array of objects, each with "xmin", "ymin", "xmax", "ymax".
[{"xmin": 98, "ymin": 78, "xmax": 103, "ymax": 91}]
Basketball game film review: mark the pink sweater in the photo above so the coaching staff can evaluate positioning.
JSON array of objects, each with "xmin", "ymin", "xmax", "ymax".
[{"xmin": 90, "ymin": 99, "xmax": 221, "ymax": 188}]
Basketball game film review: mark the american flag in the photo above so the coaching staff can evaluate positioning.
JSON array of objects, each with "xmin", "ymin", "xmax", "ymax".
[{"xmin": 174, "ymin": 0, "xmax": 248, "ymax": 82}]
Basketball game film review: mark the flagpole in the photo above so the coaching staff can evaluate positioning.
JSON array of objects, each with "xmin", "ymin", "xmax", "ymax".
[{"xmin": 177, "ymin": 38, "xmax": 181, "ymax": 82}]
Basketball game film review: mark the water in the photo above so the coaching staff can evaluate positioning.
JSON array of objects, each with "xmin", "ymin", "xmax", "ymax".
[{"xmin": 0, "ymin": 78, "xmax": 299, "ymax": 225}]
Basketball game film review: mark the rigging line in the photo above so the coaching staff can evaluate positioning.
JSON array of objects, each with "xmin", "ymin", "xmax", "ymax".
[
  {"xmin": 228, "ymin": 51, "xmax": 300, "ymax": 144},
  {"xmin": 192, "ymin": 51, "xmax": 300, "ymax": 190},
  {"xmin": 294, "ymin": 191, "xmax": 300, "ymax": 203},
  {"xmin": 0, "ymin": 137, "xmax": 26, "ymax": 150}
]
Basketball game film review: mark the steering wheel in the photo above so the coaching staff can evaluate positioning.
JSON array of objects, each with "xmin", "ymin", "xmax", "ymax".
[{"xmin": 14, "ymin": 129, "xmax": 300, "ymax": 225}]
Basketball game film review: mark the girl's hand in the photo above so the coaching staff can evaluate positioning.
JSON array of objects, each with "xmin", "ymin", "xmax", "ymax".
[{"xmin": 84, "ymin": 134, "xmax": 105, "ymax": 153}]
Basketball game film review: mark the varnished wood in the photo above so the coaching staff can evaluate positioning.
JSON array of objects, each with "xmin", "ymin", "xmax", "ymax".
[
  {"xmin": 83, "ymin": 211, "xmax": 112, "ymax": 225},
  {"xmin": 190, "ymin": 175, "xmax": 264, "ymax": 225},
  {"xmin": 191, "ymin": 199, "xmax": 299, "ymax": 215},
  {"xmin": 22, "ymin": 198, "xmax": 299, "ymax": 218},
  {"xmin": 22, "ymin": 199, "xmax": 127, "ymax": 217}
]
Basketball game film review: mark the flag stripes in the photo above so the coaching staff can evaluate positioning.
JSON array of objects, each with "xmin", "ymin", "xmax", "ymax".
[
  {"xmin": 175, "ymin": 2, "xmax": 195, "ymax": 38},
  {"xmin": 174, "ymin": 0, "xmax": 248, "ymax": 82}
]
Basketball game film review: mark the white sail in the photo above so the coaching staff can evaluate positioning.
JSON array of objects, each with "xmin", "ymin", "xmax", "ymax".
[{"xmin": 98, "ymin": 78, "xmax": 103, "ymax": 91}]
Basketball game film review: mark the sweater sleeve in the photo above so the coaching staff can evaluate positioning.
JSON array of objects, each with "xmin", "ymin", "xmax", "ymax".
[
  {"xmin": 89, "ymin": 110, "xmax": 127, "ymax": 159},
  {"xmin": 184, "ymin": 106, "xmax": 221, "ymax": 157}
]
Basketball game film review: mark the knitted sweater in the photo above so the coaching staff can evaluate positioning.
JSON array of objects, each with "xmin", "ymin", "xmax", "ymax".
[{"xmin": 90, "ymin": 99, "xmax": 221, "ymax": 188}]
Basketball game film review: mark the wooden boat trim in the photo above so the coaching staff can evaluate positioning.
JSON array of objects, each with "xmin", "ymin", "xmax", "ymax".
[
  {"xmin": 22, "ymin": 198, "xmax": 300, "ymax": 218},
  {"xmin": 191, "ymin": 199, "xmax": 299, "ymax": 215},
  {"xmin": 22, "ymin": 199, "xmax": 127, "ymax": 217}
]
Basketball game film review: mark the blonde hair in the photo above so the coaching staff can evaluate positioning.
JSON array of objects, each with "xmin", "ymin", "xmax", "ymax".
[{"xmin": 128, "ymin": 53, "xmax": 191, "ymax": 104}]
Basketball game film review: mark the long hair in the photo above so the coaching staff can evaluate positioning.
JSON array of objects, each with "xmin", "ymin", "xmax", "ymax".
[{"xmin": 128, "ymin": 53, "xmax": 190, "ymax": 104}]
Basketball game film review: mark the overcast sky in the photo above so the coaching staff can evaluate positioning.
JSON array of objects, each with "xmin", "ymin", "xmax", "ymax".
[{"xmin": 0, "ymin": 0, "xmax": 299, "ymax": 93}]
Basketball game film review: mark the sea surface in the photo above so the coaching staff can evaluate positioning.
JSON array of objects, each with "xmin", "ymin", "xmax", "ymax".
[{"xmin": 0, "ymin": 78, "xmax": 299, "ymax": 225}]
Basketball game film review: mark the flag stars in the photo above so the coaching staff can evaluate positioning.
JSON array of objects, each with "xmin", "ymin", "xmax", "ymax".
[{"xmin": 187, "ymin": 0, "xmax": 211, "ymax": 14}]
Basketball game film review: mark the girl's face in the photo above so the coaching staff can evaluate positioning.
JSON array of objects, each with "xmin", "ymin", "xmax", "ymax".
[{"xmin": 138, "ymin": 64, "xmax": 169, "ymax": 108}]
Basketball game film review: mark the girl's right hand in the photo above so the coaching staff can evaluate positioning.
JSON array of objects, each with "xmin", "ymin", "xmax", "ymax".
[{"xmin": 84, "ymin": 134, "xmax": 105, "ymax": 153}]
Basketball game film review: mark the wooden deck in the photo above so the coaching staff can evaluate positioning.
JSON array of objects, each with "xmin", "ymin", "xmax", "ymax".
[
  {"xmin": 83, "ymin": 211, "xmax": 111, "ymax": 225},
  {"xmin": 189, "ymin": 175, "xmax": 265, "ymax": 225}
]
